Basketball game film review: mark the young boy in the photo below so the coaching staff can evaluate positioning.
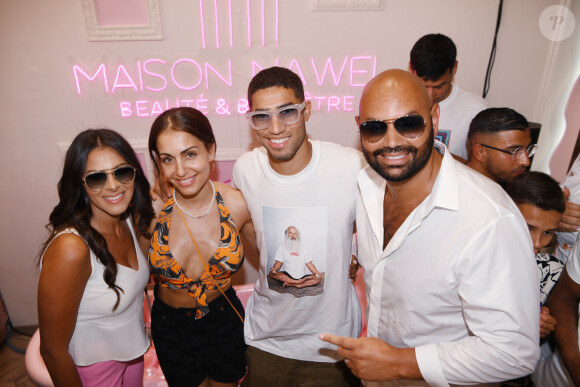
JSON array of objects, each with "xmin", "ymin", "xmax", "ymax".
[{"xmin": 504, "ymin": 171, "xmax": 566, "ymax": 338}]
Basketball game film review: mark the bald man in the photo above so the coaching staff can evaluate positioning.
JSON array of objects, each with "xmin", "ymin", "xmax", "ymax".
[{"xmin": 320, "ymin": 70, "xmax": 540, "ymax": 386}]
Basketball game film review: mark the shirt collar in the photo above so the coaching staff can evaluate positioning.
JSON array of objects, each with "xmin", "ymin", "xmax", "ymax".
[{"xmin": 426, "ymin": 140, "xmax": 459, "ymax": 212}]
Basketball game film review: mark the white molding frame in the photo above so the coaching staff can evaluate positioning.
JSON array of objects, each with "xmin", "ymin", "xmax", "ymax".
[
  {"xmin": 309, "ymin": 0, "xmax": 382, "ymax": 11},
  {"xmin": 81, "ymin": 0, "xmax": 163, "ymax": 42}
]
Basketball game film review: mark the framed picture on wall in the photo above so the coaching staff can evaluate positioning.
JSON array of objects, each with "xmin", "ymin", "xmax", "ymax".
[{"xmin": 81, "ymin": 0, "xmax": 163, "ymax": 41}]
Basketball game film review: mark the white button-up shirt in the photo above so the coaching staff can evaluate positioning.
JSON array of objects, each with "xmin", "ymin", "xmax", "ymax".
[{"xmin": 356, "ymin": 143, "xmax": 540, "ymax": 386}]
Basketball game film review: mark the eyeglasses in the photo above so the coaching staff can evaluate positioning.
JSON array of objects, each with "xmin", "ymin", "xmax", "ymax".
[
  {"xmin": 82, "ymin": 165, "xmax": 136, "ymax": 191},
  {"xmin": 480, "ymin": 144, "xmax": 537, "ymax": 160},
  {"xmin": 245, "ymin": 102, "xmax": 307, "ymax": 130},
  {"xmin": 358, "ymin": 115, "xmax": 427, "ymax": 143}
]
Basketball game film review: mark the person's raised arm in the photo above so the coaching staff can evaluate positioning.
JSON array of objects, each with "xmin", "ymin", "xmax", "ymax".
[
  {"xmin": 38, "ymin": 234, "xmax": 91, "ymax": 387},
  {"xmin": 545, "ymin": 267, "xmax": 580, "ymax": 386}
]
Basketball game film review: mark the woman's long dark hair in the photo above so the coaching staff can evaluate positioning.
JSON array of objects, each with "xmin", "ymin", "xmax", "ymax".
[{"xmin": 40, "ymin": 129, "xmax": 154, "ymax": 311}]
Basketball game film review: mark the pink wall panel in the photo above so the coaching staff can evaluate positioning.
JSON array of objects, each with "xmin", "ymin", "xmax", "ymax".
[
  {"xmin": 210, "ymin": 160, "xmax": 235, "ymax": 184},
  {"xmin": 94, "ymin": 0, "xmax": 149, "ymax": 26}
]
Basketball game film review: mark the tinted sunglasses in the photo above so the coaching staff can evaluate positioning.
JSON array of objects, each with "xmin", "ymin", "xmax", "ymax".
[
  {"xmin": 82, "ymin": 165, "xmax": 136, "ymax": 191},
  {"xmin": 359, "ymin": 114, "xmax": 427, "ymax": 143}
]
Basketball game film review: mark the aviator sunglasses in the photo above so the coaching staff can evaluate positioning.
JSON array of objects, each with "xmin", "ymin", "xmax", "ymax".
[
  {"xmin": 245, "ymin": 102, "xmax": 307, "ymax": 130},
  {"xmin": 82, "ymin": 165, "xmax": 137, "ymax": 191},
  {"xmin": 359, "ymin": 114, "xmax": 427, "ymax": 143}
]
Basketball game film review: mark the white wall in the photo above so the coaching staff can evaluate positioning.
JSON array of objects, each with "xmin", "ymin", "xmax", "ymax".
[
  {"xmin": 533, "ymin": 0, "xmax": 580, "ymax": 181},
  {"xmin": 0, "ymin": 0, "xmax": 571, "ymax": 325}
]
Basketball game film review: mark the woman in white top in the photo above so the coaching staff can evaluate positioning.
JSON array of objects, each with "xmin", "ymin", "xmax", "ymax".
[{"xmin": 38, "ymin": 129, "xmax": 154, "ymax": 387}]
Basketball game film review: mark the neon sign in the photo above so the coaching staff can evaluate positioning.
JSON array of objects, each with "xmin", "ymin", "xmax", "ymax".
[
  {"xmin": 72, "ymin": 55, "xmax": 376, "ymax": 118},
  {"xmin": 69, "ymin": 0, "xmax": 379, "ymax": 118},
  {"xmin": 73, "ymin": 56, "xmax": 376, "ymax": 94},
  {"xmin": 199, "ymin": 0, "xmax": 279, "ymax": 49}
]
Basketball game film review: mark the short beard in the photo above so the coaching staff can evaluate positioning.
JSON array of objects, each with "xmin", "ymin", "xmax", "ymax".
[
  {"xmin": 363, "ymin": 126, "xmax": 434, "ymax": 182},
  {"xmin": 485, "ymin": 162, "xmax": 513, "ymax": 188}
]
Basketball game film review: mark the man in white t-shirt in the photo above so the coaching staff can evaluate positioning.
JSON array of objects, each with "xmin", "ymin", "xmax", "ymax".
[
  {"xmin": 409, "ymin": 33, "xmax": 487, "ymax": 160},
  {"xmin": 233, "ymin": 66, "xmax": 364, "ymax": 387}
]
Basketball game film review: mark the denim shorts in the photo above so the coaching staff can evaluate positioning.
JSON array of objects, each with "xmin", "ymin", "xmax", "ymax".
[{"xmin": 151, "ymin": 285, "xmax": 246, "ymax": 386}]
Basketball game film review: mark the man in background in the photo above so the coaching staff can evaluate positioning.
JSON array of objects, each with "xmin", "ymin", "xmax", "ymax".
[
  {"xmin": 410, "ymin": 33, "xmax": 487, "ymax": 160},
  {"xmin": 504, "ymin": 171, "xmax": 565, "ymax": 333},
  {"xmin": 466, "ymin": 107, "xmax": 535, "ymax": 186}
]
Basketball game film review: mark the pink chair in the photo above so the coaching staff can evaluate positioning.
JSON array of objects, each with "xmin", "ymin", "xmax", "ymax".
[
  {"xmin": 233, "ymin": 283, "xmax": 255, "ymax": 307},
  {"xmin": 24, "ymin": 328, "xmax": 53, "ymax": 387}
]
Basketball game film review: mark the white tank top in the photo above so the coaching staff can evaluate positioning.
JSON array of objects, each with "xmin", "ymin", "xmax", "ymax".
[{"xmin": 41, "ymin": 219, "xmax": 150, "ymax": 366}]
